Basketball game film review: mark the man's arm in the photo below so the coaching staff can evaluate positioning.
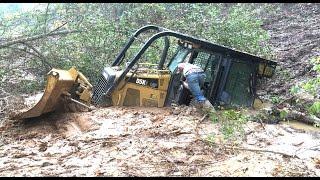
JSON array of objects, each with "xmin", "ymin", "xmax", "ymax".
[
  {"xmin": 176, "ymin": 68, "xmax": 181, "ymax": 74},
  {"xmin": 176, "ymin": 65, "xmax": 182, "ymax": 74},
  {"xmin": 182, "ymin": 81, "xmax": 189, "ymax": 89}
]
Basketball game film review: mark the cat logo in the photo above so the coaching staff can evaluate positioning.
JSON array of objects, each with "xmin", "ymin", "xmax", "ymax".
[{"xmin": 136, "ymin": 78, "xmax": 147, "ymax": 86}]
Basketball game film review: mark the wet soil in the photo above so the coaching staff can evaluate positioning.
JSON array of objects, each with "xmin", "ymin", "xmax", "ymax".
[
  {"xmin": 0, "ymin": 106, "xmax": 319, "ymax": 177},
  {"xmin": 260, "ymin": 3, "xmax": 320, "ymax": 98}
]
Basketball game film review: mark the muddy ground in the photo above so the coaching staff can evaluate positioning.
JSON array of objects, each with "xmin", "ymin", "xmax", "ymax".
[
  {"xmin": 261, "ymin": 3, "xmax": 320, "ymax": 98},
  {"xmin": 0, "ymin": 106, "xmax": 319, "ymax": 177},
  {"xmin": 1, "ymin": 3, "xmax": 320, "ymax": 177}
]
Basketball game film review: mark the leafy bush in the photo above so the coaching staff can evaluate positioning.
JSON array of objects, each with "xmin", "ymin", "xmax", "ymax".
[
  {"xmin": 271, "ymin": 95, "xmax": 282, "ymax": 104},
  {"xmin": 289, "ymin": 56, "xmax": 320, "ymax": 118},
  {"xmin": 209, "ymin": 110, "xmax": 219, "ymax": 123},
  {"xmin": 18, "ymin": 80, "xmax": 44, "ymax": 94},
  {"xmin": 301, "ymin": 57, "xmax": 320, "ymax": 96},
  {"xmin": 289, "ymin": 85, "xmax": 301, "ymax": 95},
  {"xmin": 289, "ymin": 56, "xmax": 320, "ymax": 96},
  {"xmin": 208, "ymin": 109, "xmax": 249, "ymax": 140},
  {"xmin": 0, "ymin": 4, "xmax": 275, "ymax": 142},
  {"xmin": 0, "ymin": 3, "xmax": 273, "ymax": 93},
  {"xmin": 207, "ymin": 4, "xmax": 272, "ymax": 59},
  {"xmin": 308, "ymin": 101, "xmax": 320, "ymax": 117},
  {"xmin": 220, "ymin": 110, "xmax": 249, "ymax": 139}
]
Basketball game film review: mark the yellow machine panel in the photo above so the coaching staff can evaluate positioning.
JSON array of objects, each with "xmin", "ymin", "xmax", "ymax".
[
  {"xmin": 258, "ymin": 63, "xmax": 276, "ymax": 78},
  {"xmin": 111, "ymin": 70, "xmax": 171, "ymax": 108}
]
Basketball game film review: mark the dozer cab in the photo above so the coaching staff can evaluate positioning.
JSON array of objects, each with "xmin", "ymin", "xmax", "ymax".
[{"xmin": 11, "ymin": 25, "xmax": 277, "ymax": 120}]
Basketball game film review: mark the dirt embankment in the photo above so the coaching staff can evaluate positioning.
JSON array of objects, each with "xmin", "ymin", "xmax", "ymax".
[{"xmin": 261, "ymin": 3, "xmax": 320, "ymax": 97}]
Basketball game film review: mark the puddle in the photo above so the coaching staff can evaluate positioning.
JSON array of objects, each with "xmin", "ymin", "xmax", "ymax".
[{"xmin": 280, "ymin": 121, "xmax": 320, "ymax": 132}]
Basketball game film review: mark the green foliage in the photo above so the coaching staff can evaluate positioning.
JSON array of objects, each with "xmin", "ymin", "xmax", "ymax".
[
  {"xmin": 289, "ymin": 85, "xmax": 301, "ymax": 95},
  {"xmin": 270, "ymin": 95, "xmax": 281, "ymax": 104},
  {"xmin": 220, "ymin": 110, "xmax": 248, "ymax": 139},
  {"xmin": 18, "ymin": 80, "xmax": 44, "ymax": 94},
  {"xmin": 205, "ymin": 134, "xmax": 216, "ymax": 145},
  {"xmin": 279, "ymin": 109, "xmax": 288, "ymax": 120},
  {"xmin": 279, "ymin": 70, "xmax": 291, "ymax": 80},
  {"xmin": 209, "ymin": 110, "xmax": 219, "ymax": 123},
  {"xmin": 300, "ymin": 57, "xmax": 320, "ymax": 96},
  {"xmin": 308, "ymin": 101, "xmax": 320, "ymax": 117},
  {"xmin": 209, "ymin": 109, "xmax": 249, "ymax": 140},
  {"xmin": 301, "ymin": 78, "xmax": 320, "ymax": 96},
  {"xmin": 0, "ymin": 3, "xmax": 273, "ymax": 93},
  {"xmin": 288, "ymin": 56, "xmax": 320, "ymax": 120},
  {"xmin": 207, "ymin": 4, "xmax": 272, "ymax": 59}
]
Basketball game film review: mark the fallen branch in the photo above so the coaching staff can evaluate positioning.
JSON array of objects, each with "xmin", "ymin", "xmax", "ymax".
[
  {"xmin": 286, "ymin": 110, "xmax": 320, "ymax": 125},
  {"xmin": 222, "ymin": 145, "xmax": 297, "ymax": 158},
  {"xmin": 201, "ymin": 138, "xmax": 297, "ymax": 158},
  {"xmin": 258, "ymin": 118, "xmax": 266, "ymax": 130},
  {"xmin": 6, "ymin": 46, "xmax": 40, "ymax": 58},
  {"xmin": 20, "ymin": 42, "xmax": 53, "ymax": 70},
  {"xmin": 159, "ymin": 153, "xmax": 181, "ymax": 173},
  {"xmin": 76, "ymin": 136, "xmax": 126, "ymax": 143},
  {"xmin": 195, "ymin": 113, "xmax": 209, "ymax": 136},
  {"xmin": 294, "ymin": 144, "xmax": 320, "ymax": 157},
  {"xmin": 50, "ymin": 21, "xmax": 69, "ymax": 34},
  {"xmin": 43, "ymin": 3, "xmax": 50, "ymax": 33},
  {"xmin": 277, "ymin": 95, "xmax": 295, "ymax": 106},
  {"xmin": 0, "ymin": 30, "xmax": 81, "ymax": 49}
]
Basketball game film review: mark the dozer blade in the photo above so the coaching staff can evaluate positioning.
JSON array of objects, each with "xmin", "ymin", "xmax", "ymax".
[{"xmin": 11, "ymin": 67, "xmax": 92, "ymax": 120}]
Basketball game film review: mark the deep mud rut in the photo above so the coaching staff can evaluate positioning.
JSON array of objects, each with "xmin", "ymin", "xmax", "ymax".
[{"xmin": 0, "ymin": 106, "xmax": 319, "ymax": 177}]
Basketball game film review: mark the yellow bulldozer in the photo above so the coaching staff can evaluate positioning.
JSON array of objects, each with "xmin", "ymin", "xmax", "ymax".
[{"xmin": 11, "ymin": 25, "xmax": 277, "ymax": 120}]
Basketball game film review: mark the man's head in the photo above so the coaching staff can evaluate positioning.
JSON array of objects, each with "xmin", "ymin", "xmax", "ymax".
[{"xmin": 177, "ymin": 63, "xmax": 186, "ymax": 72}]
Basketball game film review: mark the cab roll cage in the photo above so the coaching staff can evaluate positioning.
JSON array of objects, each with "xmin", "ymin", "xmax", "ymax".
[{"xmin": 106, "ymin": 25, "xmax": 277, "ymax": 96}]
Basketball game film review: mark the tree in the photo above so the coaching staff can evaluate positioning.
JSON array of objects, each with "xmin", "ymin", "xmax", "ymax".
[{"xmin": 0, "ymin": 3, "xmax": 273, "ymax": 95}]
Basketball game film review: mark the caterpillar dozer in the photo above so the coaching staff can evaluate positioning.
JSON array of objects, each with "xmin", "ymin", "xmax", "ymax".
[{"xmin": 11, "ymin": 25, "xmax": 277, "ymax": 120}]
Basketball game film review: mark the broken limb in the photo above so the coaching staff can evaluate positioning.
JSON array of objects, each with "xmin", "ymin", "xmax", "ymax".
[
  {"xmin": 195, "ymin": 113, "xmax": 209, "ymax": 137},
  {"xmin": 294, "ymin": 144, "xmax": 320, "ymax": 157},
  {"xmin": 286, "ymin": 110, "xmax": 320, "ymax": 125},
  {"xmin": 0, "ymin": 30, "xmax": 80, "ymax": 49},
  {"xmin": 202, "ymin": 139, "xmax": 298, "ymax": 158},
  {"xmin": 19, "ymin": 42, "xmax": 53, "ymax": 70},
  {"xmin": 221, "ymin": 145, "xmax": 298, "ymax": 158}
]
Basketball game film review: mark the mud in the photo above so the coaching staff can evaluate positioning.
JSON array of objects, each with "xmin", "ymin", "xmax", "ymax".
[
  {"xmin": 0, "ymin": 106, "xmax": 319, "ymax": 177},
  {"xmin": 261, "ymin": 3, "xmax": 320, "ymax": 99}
]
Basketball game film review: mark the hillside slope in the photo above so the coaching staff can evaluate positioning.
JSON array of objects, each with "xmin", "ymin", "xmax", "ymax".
[{"xmin": 262, "ymin": 3, "xmax": 320, "ymax": 97}]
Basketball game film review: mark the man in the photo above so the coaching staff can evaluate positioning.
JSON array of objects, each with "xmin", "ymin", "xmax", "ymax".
[{"xmin": 176, "ymin": 62, "xmax": 206, "ymax": 103}]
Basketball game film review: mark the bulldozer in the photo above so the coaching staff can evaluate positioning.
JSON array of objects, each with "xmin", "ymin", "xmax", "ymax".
[{"xmin": 11, "ymin": 25, "xmax": 277, "ymax": 120}]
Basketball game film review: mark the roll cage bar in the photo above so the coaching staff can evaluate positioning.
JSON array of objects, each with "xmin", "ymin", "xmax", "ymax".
[{"xmin": 106, "ymin": 25, "xmax": 277, "ymax": 96}]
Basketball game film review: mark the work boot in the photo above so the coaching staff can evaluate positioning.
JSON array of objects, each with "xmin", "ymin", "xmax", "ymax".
[
  {"xmin": 194, "ymin": 100, "xmax": 205, "ymax": 109},
  {"xmin": 203, "ymin": 100, "xmax": 214, "ymax": 109}
]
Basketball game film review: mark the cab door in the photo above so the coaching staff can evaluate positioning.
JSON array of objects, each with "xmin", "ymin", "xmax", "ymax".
[
  {"xmin": 165, "ymin": 46, "xmax": 192, "ymax": 105},
  {"xmin": 190, "ymin": 51, "xmax": 222, "ymax": 105}
]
